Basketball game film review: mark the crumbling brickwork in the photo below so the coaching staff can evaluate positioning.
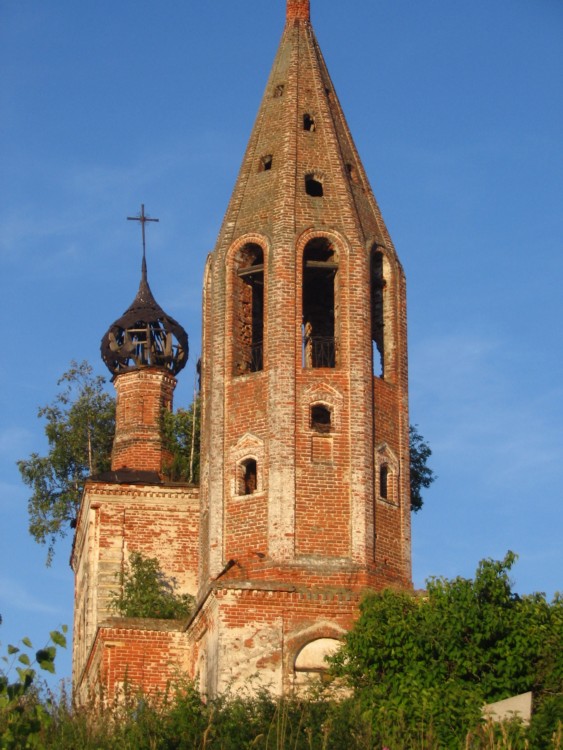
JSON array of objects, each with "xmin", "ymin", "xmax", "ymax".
[
  {"xmin": 198, "ymin": 0, "xmax": 411, "ymax": 695},
  {"xmin": 111, "ymin": 368, "xmax": 176, "ymax": 473},
  {"xmin": 71, "ymin": 480, "xmax": 199, "ymax": 701},
  {"xmin": 73, "ymin": 0, "xmax": 411, "ymax": 702}
]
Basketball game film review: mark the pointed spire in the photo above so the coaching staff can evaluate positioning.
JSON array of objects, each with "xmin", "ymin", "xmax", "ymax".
[
  {"xmin": 286, "ymin": 0, "xmax": 310, "ymax": 22},
  {"xmin": 141, "ymin": 252, "xmax": 148, "ymax": 282},
  {"xmin": 214, "ymin": 0, "xmax": 394, "ymax": 252}
]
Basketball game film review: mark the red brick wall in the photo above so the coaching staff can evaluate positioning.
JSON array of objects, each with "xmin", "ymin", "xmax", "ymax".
[
  {"xmin": 112, "ymin": 367, "xmax": 176, "ymax": 473},
  {"xmin": 200, "ymin": 11, "xmax": 411, "ymax": 592},
  {"xmin": 81, "ymin": 621, "xmax": 188, "ymax": 702},
  {"xmin": 287, "ymin": 0, "xmax": 310, "ymax": 22},
  {"xmin": 71, "ymin": 481, "xmax": 199, "ymax": 696}
]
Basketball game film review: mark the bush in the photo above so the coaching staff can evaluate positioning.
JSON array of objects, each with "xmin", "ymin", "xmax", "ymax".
[
  {"xmin": 110, "ymin": 552, "xmax": 194, "ymax": 620},
  {"xmin": 331, "ymin": 552, "xmax": 563, "ymax": 748}
]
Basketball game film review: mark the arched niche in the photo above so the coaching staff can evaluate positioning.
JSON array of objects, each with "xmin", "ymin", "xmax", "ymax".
[
  {"xmin": 294, "ymin": 637, "xmax": 341, "ymax": 687},
  {"xmin": 302, "ymin": 237, "xmax": 338, "ymax": 368},
  {"xmin": 232, "ymin": 242, "xmax": 265, "ymax": 375}
]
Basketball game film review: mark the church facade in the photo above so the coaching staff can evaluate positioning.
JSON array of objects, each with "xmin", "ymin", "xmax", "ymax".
[{"xmin": 72, "ymin": 0, "xmax": 411, "ymax": 700}]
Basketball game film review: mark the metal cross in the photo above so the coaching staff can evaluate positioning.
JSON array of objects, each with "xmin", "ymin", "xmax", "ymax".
[{"xmin": 127, "ymin": 204, "xmax": 159, "ymax": 263}]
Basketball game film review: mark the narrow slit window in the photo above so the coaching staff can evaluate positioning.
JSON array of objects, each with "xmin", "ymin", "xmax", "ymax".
[
  {"xmin": 239, "ymin": 459, "xmax": 258, "ymax": 496},
  {"xmin": 303, "ymin": 114, "xmax": 316, "ymax": 132},
  {"xmin": 311, "ymin": 405, "xmax": 331, "ymax": 433},
  {"xmin": 370, "ymin": 249, "xmax": 386, "ymax": 378},
  {"xmin": 379, "ymin": 464, "xmax": 389, "ymax": 500},
  {"xmin": 303, "ymin": 238, "xmax": 337, "ymax": 368},
  {"xmin": 305, "ymin": 175, "xmax": 324, "ymax": 197},
  {"xmin": 234, "ymin": 244, "xmax": 264, "ymax": 375}
]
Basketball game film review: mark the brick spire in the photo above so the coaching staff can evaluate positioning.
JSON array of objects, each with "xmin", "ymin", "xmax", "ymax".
[
  {"xmin": 213, "ymin": 0, "xmax": 396, "ymax": 252},
  {"xmin": 286, "ymin": 0, "xmax": 310, "ymax": 22},
  {"xmin": 203, "ymin": 0, "xmax": 411, "ymax": 592}
]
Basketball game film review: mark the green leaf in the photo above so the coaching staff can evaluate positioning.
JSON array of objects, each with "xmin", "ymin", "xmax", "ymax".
[
  {"xmin": 50, "ymin": 630, "xmax": 67, "ymax": 648},
  {"xmin": 17, "ymin": 653, "xmax": 31, "ymax": 666},
  {"xmin": 36, "ymin": 647, "xmax": 56, "ymax": 673},
  {"xmin": 21, "ymin": 637, "xmax": 33, "ymax": 648},
  {"xmin": 7, "ymin": 644, "xmax": 19, "ymax": 655}
]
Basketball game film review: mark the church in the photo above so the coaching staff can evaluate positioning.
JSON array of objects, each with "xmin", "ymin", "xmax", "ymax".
[{"xmin": 71, "ymin": 0, "xmax": 411, "ymax": 700}]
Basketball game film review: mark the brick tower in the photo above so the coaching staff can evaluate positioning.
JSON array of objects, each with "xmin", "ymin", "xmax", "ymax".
[
  {"xmin": 193, "ymin": 0, "xmax": 411, "ymax": 694},
  {"xmin": 71, "ymin": 225, "xmax": 199, "ymax": 701}
]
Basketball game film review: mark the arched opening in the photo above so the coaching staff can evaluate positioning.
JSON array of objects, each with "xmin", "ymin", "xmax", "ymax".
[
  {"xmin": 370, "ymin": 248, "xmax": 386, "ymax": 377},
  {"xmin": 375, "ymin": 444, "xmax": 399, "ymax": 506},
  {"xmin": 302, "ymin": 238, "xmax": 337, "ymax": 368},
  {"xmin": 238, "ymin": 458, "xmax": 258, "ymax": 496},
  {"xmin": 234, "ymin": 244, "xmax": 264, "ymax": 375},
  {"xmin": 294, "ymin": 638, "xmax": 340, "ymax": 689},
  {"xmin": 305, "ymin": 174, "xmax": 324, "ymax": 197},
  {"xmin": 311, "ymin": 404, "xmax": 331, "ymax": 433},
  {"xmin": 260, "ymin": 154, "xmax": 273, "ymax": 172}
]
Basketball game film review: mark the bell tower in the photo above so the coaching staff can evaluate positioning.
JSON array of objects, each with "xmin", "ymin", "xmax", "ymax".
[{"xmin": 195, "ymin": 0, "xmax": 411, "ymax": 694}]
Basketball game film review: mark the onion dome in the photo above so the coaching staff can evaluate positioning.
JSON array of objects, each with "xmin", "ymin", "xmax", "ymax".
[{"xmin": 101, "ymin": 251, "xmax": 188, "ymax": 377}]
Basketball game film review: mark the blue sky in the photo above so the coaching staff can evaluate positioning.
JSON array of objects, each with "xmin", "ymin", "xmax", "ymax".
[{"xmin": 1, "ymin": 0, "xmax": 561, "ymax": 687}]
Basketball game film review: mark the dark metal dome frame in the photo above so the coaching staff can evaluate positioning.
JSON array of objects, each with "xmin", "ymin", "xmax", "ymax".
[{"xmin": 101, "ymin": 259, "xmax": 188, "ymax": 377}]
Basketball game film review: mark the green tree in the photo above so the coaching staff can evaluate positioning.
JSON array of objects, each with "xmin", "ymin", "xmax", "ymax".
[
  {"xmin": 161, "ymin": 394, "xmax": 200, "ymax": 483},
  {"xmin": 331, "ymin": 552, "xmax": 562, "ymax": 748},
  {"xmin": 17, "ymin": 361, "xmax": 115, "ymax": 564},
  {"xmin": 19, "ymin": 361, "xmax": 433, "ymax": 565},
  {"xmin": 110, "ymin": 552, "xmax": 195, "ymax": 620},
  {"xmin": 409, "ymin": 423, "xmax": 435, "ymax": 512}
]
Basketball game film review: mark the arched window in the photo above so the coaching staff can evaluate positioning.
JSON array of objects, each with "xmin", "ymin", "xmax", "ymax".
[
  {"xmin": 370, "ymin": 248, "xmax": 386, "ymax": 377},
  {"xmin": 238, "ymin": 458, "xmax": 258, "ymax": 496},
  {"xmin": 375, "ymin": 444, "xmax": 399, "ymax": 506},
  {"xmin": 234, "ymin": 244, "xmax": 264, "ymax": 375},
  {"xmin": 294, "ymin": 638, "xmax": 340, "ymax": 689},
  {"xmin": 303, "ymin": 238, "xmax": 338, "ymax": 368},
  {"xmin": 311, "ymin": 404, "xmax": 331, "ymax": 432}
]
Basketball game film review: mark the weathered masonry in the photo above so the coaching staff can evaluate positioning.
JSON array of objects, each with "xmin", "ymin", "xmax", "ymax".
[{"xmin": 72, "ymin": 0, "xmax": 411, "ymax": 700}]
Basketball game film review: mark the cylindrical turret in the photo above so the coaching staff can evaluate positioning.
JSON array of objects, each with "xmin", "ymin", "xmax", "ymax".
[{"xmin": 100, "ymin": 254, "xmax": 188, "ymax": 474}]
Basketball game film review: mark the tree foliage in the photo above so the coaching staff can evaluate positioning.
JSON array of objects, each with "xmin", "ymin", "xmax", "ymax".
[
  {"xmin": 0, "ymin": 623, "xmax": 67, "ymax": 748},
  {"xmin": 409, "ymin": 423, "xmax": 436, "ymax": 512},
  {"xmin": 1, "ymin": 559, "xmax": 561, "ymax": 748},
  {"xmin": 331, "ymin": 552, "xmax": 563, "ymax": 748},
  {"xmin": 18, "ymin": 361, "xmax": 434, "ymax": 565},
  {"xmin": 17, "ymin": 361, "xmax": 115, "ymax": 564},
  {"xmin": 110, "ymin": 552, "xmax": 194, "ymax": 620},
  {"xmin": 160, "ymin": 395, "xmax": 200, "ymax": 484}
]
